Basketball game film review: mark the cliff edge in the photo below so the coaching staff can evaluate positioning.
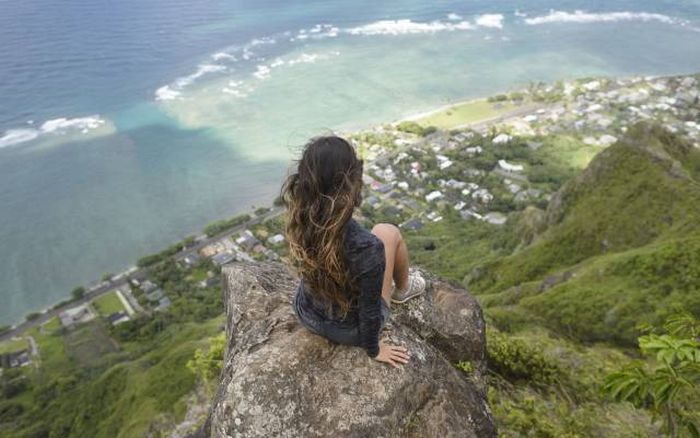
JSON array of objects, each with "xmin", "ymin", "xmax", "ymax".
[{"xmin": 201, "ymin": 261, "xmax": 495, "ymax": 437}]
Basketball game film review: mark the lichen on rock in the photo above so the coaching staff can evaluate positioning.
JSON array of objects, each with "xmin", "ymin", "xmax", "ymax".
[{"xmin": 199, "ymin": 261, "xmax": 496, "ymax": 437}]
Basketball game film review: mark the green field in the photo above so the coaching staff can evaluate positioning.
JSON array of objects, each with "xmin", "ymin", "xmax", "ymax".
[
  {"xmin": 414, "ymin": 99, "xmax": 518, "ymax": 129},
  {"xmin": 41, "ymin": 316, "xmax": 62, "ymax": 334},
  {"xmin": 92, "ymin": 291, "xmax": 126, "ymax": 316},
  {"xmin": 0, "ymin": 337, "xmax": 28, "ymax": 354}
]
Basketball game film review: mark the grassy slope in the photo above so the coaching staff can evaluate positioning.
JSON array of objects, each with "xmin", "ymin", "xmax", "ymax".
[
  {"xmin": 3, "ymin": 316, "xmax": 223, "ymax": 438},
  {"xmin": 470, "ymin": 123, "xmax": 700, "ymax": 344},
  {"xmin": 399, "ymin": 123, "xmax": 697, "ymax": 435}
]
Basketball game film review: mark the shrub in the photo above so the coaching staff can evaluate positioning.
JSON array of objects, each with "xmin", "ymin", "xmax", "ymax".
[
  {"xmin": 487, "ymin": 329, "xmax": 561, "ymax": 386},
  {"xmin": 603, "ymin": 313, "xmax": 700, "ymax": 437}
]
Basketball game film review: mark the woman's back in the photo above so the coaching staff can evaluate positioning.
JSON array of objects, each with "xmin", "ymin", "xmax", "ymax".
[{"xmin": 295, "ymin": 217, "xmax": 385, "ymax": 324}]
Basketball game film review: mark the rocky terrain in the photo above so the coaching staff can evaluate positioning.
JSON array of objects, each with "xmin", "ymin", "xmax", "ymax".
[{"xmin": 201, "ymin": 262, "xmax": 495, "ymax": 438}]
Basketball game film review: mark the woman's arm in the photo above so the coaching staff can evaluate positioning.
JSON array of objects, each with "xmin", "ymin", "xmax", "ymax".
[{"xmin": 355, "ymin": 240, "xmax": 385, "ymax": 358}]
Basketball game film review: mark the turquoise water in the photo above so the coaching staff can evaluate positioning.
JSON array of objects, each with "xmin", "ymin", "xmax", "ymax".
[{"xmin": 1, "ymin": 1, "xmax": 700, "ymax": 325}]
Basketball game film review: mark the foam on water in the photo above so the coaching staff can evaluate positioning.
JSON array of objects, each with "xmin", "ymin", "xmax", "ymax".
[
  {"xmin": 155, "ymin": 64, "xmax": 227, "ymax": 101},
  {"xmin": 346, "ymin": 18, "xmax": 475, "ymax": 35},
  {"xmin": 0, "ymin": 115, "xmax": 106, "ymax": 148},
  {"xmin": 524, "ymin": 10, "xmax": 677, "ymax": 26},
  {"xmin": 475, "ymin": 14, "xmax": 504, "ymax": 29}
]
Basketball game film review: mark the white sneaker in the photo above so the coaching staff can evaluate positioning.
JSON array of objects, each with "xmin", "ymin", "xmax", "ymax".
[{"xmin": 391, "ymin": 272, "xmax": 426, "ymax": 304}]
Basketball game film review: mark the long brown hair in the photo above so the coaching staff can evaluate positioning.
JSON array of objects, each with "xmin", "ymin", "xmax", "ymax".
[{"xmin": 281, "ymin": 135, "xmax": 363, "ymax": 317}]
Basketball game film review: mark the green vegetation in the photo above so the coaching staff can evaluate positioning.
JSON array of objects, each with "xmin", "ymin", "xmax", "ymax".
[
  {"xmin": 395, "ymin": 121, "xmax": 437, "ymax": 137},
  {"xmin": 70, "ymin": 287, "xmax": 85, "ymax": 300},
  {"xmin": 415, "ymin": 99, "xmax": 518, "ymax": 129},
  {"xmin": 0, "ymin": 338, "xmax": 28, "ymax": 355},
  {"xmin": 187, "ymin": 332, "xmax": 225, "ymax": 392},
  {"xmin": 604, "ymin": 313, "xmax": 700, "ymax": 437},
  {"xmin": 202, "ymin": 213, "xmax": 251, "ymax": 237},
  {"xmin": 41, "ymin": 317, "xmax": 62, "ymax": 334},
  {"xmin": 396, "ymin": 123, "xmax": 699, "ymax": 435},
  {"xmin": 137, "ymin": 234, "xmax": 204, "ymax": 268},
  {"xmin": 92, "ymin": 292, "xmax": 125, "ymax": 317},
  {"xmin": 24, "ymin": 312, "xmax": 41, "ymax": 322}
]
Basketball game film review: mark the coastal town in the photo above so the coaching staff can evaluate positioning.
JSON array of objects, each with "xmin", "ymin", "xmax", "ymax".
[{"xmin": 1, "ymin": 72, "xmax": 698, "ymax": 376}]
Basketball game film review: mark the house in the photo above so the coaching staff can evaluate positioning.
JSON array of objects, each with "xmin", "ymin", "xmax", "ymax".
[
  {"xmin": 0, "ymin": 349, "xmax": 31, "ymax": 369},
  {"xmin": 155, "ymin": 297, "xmax": 172, "ymax": 312},
  {"xmin": 464, "ymin": 146, "xmax": 483, "ymax": 155},
  {"xmin": 497, "ymin": 159, "xmax": 524, "ymax": 173},
  {"xmin": 145, "ymin": 288, "xmax": 165, "ymax": 303},
  {"xmin": 445, "ymin": 179, "xmax": 467, "ymax": 189},
  {"xmin": 375, "ymin": 183, "xmax": 393, "ymax": 194},
  {"xmin": 199, "ymin": 276, "xmax": 220, "ymax": 288},
  {"xmin": 426, "ymin": 211, "xmax": 443, "ymax": 222},
  {"xmin": 400, "ymin": 218, "xmax": 424, "ymax": 231},
  {"xmin": 425, "ymin": 191, "xmax": 443, "ymax": 202},
  {"xmin": 212, "ymin": 251, "xmax": 235, "ymax": 266},
  {"xmin": 460, "ymin": 209, "xmax": 483, "ymax": 221},
  {"xmin": 107, "ymin": 311, "xmax": 130, "ymax": 326},
  {"xmin": 199, "ymin": 242, "xmax": 226, "ymax": 257},
  {"xmin": 400, "ymin": 198, "xmax": 420, "ymax": 211},
  {"xmin": 493, "ymin": 133, "xmax": 511, "ymax": 144},
  {"xmin": 438, "ymin": 159, "xmax": 453, "ymax": 170},
  {"xmin": 236, "ymin": 230, "xmax": 260, "ymax": 251},
  {"xmin": 183, "ymin": 252, "xmax": 201, "ymax": 266},
  {"xmin": 267, "ymin": 234, "xmax": 285, "ymax": 245},
  {"xmin": 472, "ymin": 188, "xmax": 494, "ymax": 204},
  {"xmin": 59, "ymin": 304, "xmax": 95, "ymax": 328},
  {"xmin": 484, "ymin": 212, "xmax": 507, "ymax": 225},
  {"xmin": 140, "ymin": 280, "xmax": 158, "ymax": 293}
]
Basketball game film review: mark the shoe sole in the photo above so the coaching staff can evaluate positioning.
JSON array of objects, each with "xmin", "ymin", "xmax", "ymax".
[{"xmin": 391, "ymin": 289, "xmax": 425, "ymax": 304}]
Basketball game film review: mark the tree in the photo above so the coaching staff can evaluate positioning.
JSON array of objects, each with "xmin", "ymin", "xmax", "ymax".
[
  {"xmin": 187, "ymin": 333, "xmax": 226, "ymax": 391},
  {"xmin": 603, "ymin": 312, "xmax": 700, "ymax": 437},
  {"xmin": 71, "ymin": 286, "xmax": 85, "ymax": 300}
]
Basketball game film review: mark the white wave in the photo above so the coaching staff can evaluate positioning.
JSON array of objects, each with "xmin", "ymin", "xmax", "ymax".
[
  {"xmin": 475, "ymin": 14, "xmax": 504, "ymax": 29},
  {"xmin": 291, "ymin": 24, "xmax": 339, "ymax": 41},
  {"xmin": 0, "ymin": 115, "xmax": 106, "ymax": 148},
  {"xmin": 222, "ymin": 80, "xmax": 249, "ymax": 98},
  {"xmin": 212, "ymin": 52, "xmax": 237, "ymax": 61},
  {"xmin": 155, "ymin": 85, "xmax": 180, "ymax": 101},
  {"xmin": 253, "ymin": 65, "xmax": 272, "ymax": 80},
  {"xmin": 155, "ymin": 64, "xmax": 226, "ymax": 100},
  {"xmin": 269, "ymin": 58, "xmax": 285, "ymax": 68},
  {"xmin": 347, "ymin": 19, "xmax": 474, "ymax": 35},
  {"xmin": 514, "ymin": 10, "xmax": 528, "ymax": 18},
  {"xmin": 0, "ymin": 129, "xmax": 39, "ymax": 148},
  {"xmin": 447, "ymin": 13, "xmax": 462, "ymax": 21},
  {"xmin": 524, "ymin": 10, "xmax": 676, "ymax": 26},
  {"xmin": 249, "ymin": 36, "xmax": 277, "ymax": 46},
  {"xmin": 40, "ymin": 116, "xmax": 104, "ymax": 133}
]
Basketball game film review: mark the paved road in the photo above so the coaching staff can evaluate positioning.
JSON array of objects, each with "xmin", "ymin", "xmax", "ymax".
[{"xmin": 0, "ymin": 206, "xmax": 285, "ymax": 343}]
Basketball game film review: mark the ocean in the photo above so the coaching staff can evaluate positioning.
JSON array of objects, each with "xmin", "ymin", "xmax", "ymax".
[{"xmin": 1, "ymin": 0, "xmax": 700, "ymax": 325}]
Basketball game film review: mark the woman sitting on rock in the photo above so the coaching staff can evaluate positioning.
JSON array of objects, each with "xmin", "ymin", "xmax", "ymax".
[{"xmin": 282, "ymin": 135, "xmax": 426, "ymax": 368}]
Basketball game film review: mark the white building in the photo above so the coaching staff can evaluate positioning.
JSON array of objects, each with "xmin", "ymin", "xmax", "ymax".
[
  {"xmin": 425, "ymin": 190, "xmax": 443, "ymax": 202},
  {"xmin": 498, "ymin": 159, "xmax": 524, "ymax": 173}
]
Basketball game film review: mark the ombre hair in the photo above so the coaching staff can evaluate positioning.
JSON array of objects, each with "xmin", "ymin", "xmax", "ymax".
[{"xmin": 281, "ymin": 135, "xmax": 363, "ymax": 317}]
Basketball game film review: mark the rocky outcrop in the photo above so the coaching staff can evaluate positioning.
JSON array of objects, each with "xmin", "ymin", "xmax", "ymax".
[{"xmin": 202, "ymin": 261, "xmax": 495, "ymax": 438}]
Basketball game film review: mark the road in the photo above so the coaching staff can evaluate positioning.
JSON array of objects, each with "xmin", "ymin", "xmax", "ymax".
[{"xmin": 0, "ymin": 206, "xmax": 284, "ymax": 343}]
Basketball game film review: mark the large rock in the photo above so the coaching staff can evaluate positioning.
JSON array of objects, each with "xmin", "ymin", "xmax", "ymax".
[{"xmin": 203, "ymin": 262, "xmax": 495, "ymax": 437}]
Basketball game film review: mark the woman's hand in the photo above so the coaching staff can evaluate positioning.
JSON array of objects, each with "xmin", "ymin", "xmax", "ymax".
[{"xmin": 373, "ymin": 340, "xmax": 410, "ymax": 368}]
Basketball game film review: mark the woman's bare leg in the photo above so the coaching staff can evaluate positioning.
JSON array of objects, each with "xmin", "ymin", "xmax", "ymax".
[{"xmin": 371, "ymin": 223, "xmax": 410, "ymax": 309}]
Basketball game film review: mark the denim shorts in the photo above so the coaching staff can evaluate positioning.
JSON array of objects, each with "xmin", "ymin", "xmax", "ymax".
[{"xmin": 293, "ymin": 290, "xmax": 391, "ymax": 346}]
